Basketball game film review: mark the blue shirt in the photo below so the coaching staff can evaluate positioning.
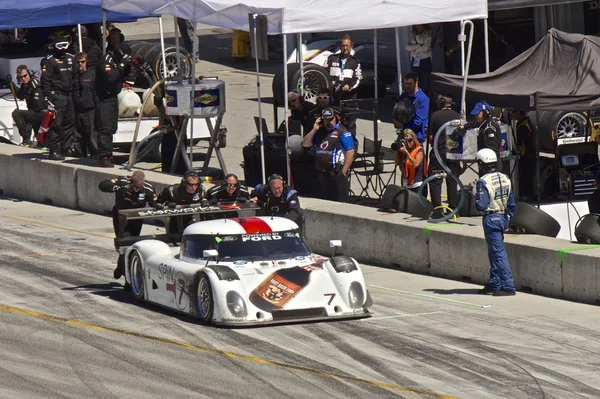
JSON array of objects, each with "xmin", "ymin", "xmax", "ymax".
[{"xmin": 400, "ymin": 89, "xmax": 429, "ymax": 142}]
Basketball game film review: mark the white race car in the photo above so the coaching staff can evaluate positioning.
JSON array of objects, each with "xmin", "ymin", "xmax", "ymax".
[{"xmin": 124, "ymin": 216, "xmax": 373, "ymax": 325}]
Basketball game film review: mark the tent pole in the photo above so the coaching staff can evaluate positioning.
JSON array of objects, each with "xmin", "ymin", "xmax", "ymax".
[
  {"xmin": 460, "ymin": 20, "xmax": 465, "ymax": 77},
  {"xmin": 484, "ymin": 18, "xmax": 490, "ymax": 73},
  {"xmin": 298, "ymin": 33, "xmax": 303, "ymax": 97},
  {"xmin": 374, "ymin": 29, "xmax": 379, "ymax": 148},
  {"xmin": 189, "ymin": 23, "xmax": 198, "ymax": 167},
  {"xmin": 536, "ymin": 119, "xmax": 541, "ymax": 208},
  {"xmin": 395, "ymin": 27, "xmax": 402, "ymax": 95},
  {"xmin": 374, "ymin": 30, "xmax": 378, "ymax": 100},
  {"xmin": 174, "ymin": 17, "xmax": 181, "ymax": 75},
  {"xmin": 460, "ymin": 21, "xmax": 474, "ymax": 120},
  {"xmin": 102, "ymin": 9, "xmax": 106, "ymax": 56},
  {"xmin": 158, "ymin": 17, "xmax": 168, "ymax": 79},
  {"xmin": 252, "ymin": 15, "xmax": 266, "ymax": 185},
  {"xmin": 283, "ymin": 34, "xmax": 290, "ymax": 183},
  {"xmin": 77, "ymin": 25, "xmax": 83, "ymax": 53}
]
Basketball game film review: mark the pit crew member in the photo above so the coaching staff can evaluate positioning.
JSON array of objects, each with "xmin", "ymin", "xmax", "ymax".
[
  {"xmin": 99, "ymin": 171, "xmax": 157, "ymax": 282},
  {"xmin": 205, "ymin": 173, "xmax": 250, "ymax": 203},
  {"xmin": 41, "ymin": 34, "xmax": 79, "ymax": 160},
  {"xmin": 156, "ymin": 171, "xmax": 207, "ymax": 234},
  {"xmin": 12, "ymin": 65, "xmax": 45, "ymax": 146},
  {"xmin": 474, "ymin": 148, "xmax": 516, "ymax": 296},
  {"xmin": 251, "ymin": 174, "xmax": 304, "ymax": 231}
]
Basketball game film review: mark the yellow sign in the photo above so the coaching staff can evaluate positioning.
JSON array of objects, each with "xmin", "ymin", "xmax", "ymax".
[{"xmin": 195, "ymin": 93, "xmax": 217, "ymax": 104}]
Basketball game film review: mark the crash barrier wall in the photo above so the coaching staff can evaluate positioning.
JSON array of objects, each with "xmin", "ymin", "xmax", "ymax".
[{"xmin": 0, "ymin": 146, "xmax": 599, "ymax": 305}]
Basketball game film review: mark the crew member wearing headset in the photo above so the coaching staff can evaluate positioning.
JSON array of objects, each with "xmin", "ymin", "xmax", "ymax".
[
  {"xmin": 205, "ymin": 173, "xmax": 250, "ymax": 203},
  {"xmin": 98, "ymin": 171, "xmax": 157, "ymax": 284},
  {"xmin": 302, "ymin": 107, "xmax": 355, "ymax": 203},
  {"xmin": 474, "ymin": 148, "xmax": 516, "ymax": 296},
  {"xmin": 155, "ymin": 171, "xmax": 207, "ymax": 234},
  {"xmin": 454, "ymin": 101, "xmax": 502, "ymax": 172},
  {"xmin": 251, "ymin": 174, "xmax": 304, "ymax": 231},
  {"xmin": 12, "ymin": 65, "xmax": 45, "ymax": 146}
]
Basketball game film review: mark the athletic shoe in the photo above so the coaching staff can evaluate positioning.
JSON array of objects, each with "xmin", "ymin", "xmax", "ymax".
[
  {"xmin": 477, "ymin": 285, "xmax": 496, "ymax": 294},
  {"xmin": 98, "ymin": 156, "xmax": 114, "ymax": 168},
  {"xmin": 493, "ymin": 289, "xmax": 516, "ymax": 296},
  {"xmin": 48, "ymin": 151, "xmax": 65, "ymax": 161}
]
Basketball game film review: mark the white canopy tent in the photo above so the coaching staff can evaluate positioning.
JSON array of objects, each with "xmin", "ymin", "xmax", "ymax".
[{"xmin": 102, "ymin": 0, "xmax": 488, "ymax": 183}]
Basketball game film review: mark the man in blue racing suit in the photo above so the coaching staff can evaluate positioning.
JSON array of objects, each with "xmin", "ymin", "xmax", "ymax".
[{"xmin": 474, "ymin": 148, "xmax": 516, "ymax": 296}]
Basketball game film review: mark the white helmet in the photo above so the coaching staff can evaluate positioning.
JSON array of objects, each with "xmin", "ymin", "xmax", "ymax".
[
  {"xmin": 288, "ymin": 134, "xmax": 304, "ymax": 154},
  {"xmin": 476, "ymin": 148, "xmax": 497, "ymax": 164}
]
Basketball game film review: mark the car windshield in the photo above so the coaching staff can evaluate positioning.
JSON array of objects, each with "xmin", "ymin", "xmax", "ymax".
[{"xmin": 183, "ymin": 231, "xmax": 311, "ymax": 261}]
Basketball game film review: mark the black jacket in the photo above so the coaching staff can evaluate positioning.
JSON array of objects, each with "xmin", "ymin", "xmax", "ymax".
[
  {"xmin": 253, "ymin": 183, "xmax": 302, "ymax": 222},
  {"xmin": 16, "ymin": 78, "xmax": 45, "ymax": 112},
  {"xmin": 40, "ymin": 52, "xmax": 79, "ymax": 98},
  {"xmin": 464, "ymin": 116, "xmax": 502, "ymax": 158},
  {"xmin": 157, "ymin": 183, "xmax": 204, "ymax": 206},
  {"xmin": 428, "ymin": 107, "xmax": 460, "ymax": 170},
  {"xmin": 324, "ymin": 54, "xmax": 361, "ymax": 103},
  {"xmin": 74, "ymin": 68, "xmax": 96, "ymax": 111},
  {"xmin": 80, "ymin": 38, "xmax": 102, "ymax": 68},
  {"xmin": 99, "ymin": 176, "xmax": 157, "ymax": 209},
  {"xmin": 95, "ymin": 51, "xmax": 135, "ymax": 100},
  {"xmin": 206, "ymin": 184, "xmax": 250, "ymax": 202}
]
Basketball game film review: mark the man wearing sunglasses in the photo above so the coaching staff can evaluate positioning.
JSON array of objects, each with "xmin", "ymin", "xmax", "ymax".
[
  {"xmin": 205, "ymin": 173, "xmax": 250, "ymax": 203},
  {"xmin": 40, "ymin": 34, "xmax": 79, "ymax": 160},
  {"xmin": 73, "ymin": 52, "xmax": 97, "ymax": 158},
  {"xmin": 156, "ymin": 171, "xmax": 208, "ymax": 233},
  {"xmin": 99, "ymin": 171, "xmax": 157, "ymax": 284},
  {"xmin": 12, "ymin": 65, "xmax": 45, "ymax": 147}
]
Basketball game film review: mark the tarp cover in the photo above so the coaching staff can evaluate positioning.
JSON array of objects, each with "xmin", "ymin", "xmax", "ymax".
[
  {"xmin": 489, "ymin": 0, "xmax": 589, "ymax": 11},
  {"xmin": 101, "ymin": 0, "xmax": 488, "ymax": 35},
  {"xmin": 0, "ymin": 0, "xmax": 149, "ymax": 30},
  {"xmin": 431, "ymin": 29, "xmax": 600, "ymax": 111}
]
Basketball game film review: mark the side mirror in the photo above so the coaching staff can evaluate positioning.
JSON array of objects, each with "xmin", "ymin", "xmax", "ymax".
[
  {"xmin": 329, "ymin": 240, "xmax": 343, "ymax": 257},
  {"xmin": 203, "ymin": 249, "xmax": 219, "ymax": 258}
]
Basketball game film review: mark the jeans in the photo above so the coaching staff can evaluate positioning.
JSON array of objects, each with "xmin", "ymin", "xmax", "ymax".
[{"xmin": 483, "ymin": 214, "xmax": 515, "ymax": 291}]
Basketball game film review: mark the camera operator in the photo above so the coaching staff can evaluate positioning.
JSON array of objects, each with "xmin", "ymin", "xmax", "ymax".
[
  {"xmin": 302, "ymin": 107, "xmax": 355, "ymax": 202},
  {"xmin": 394, "ymin": 128, "xmax": 425, "ymax": 193},
  {"xmin": 453, "ymin": 101, "xmax": 502, "ymax": 172},
  {"xmin": 428, "ymin": 95, "xmax": 460, "ymax": 216}
]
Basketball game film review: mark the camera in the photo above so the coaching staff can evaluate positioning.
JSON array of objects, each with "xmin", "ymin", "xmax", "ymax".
[{"xmin": 391, "ymin": 138, "xmax": 409, "ymax": 151}]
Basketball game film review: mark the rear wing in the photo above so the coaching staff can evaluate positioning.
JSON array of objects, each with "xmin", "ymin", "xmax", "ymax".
[{"xmin": 115, "ymin": 203, "xmax": 260, "ymax": 253}]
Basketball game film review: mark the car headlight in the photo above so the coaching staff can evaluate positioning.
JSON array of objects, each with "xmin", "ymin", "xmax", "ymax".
[
  {"xmin": 226, "ymin": 291, "xmax": 248, "ymax": 317},
  {"xmin": 348, "ymin": 282, "xmax": 365, "ymax": 309}
]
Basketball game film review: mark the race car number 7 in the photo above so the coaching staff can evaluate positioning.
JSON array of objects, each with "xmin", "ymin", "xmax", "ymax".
[{"xmin": 324, "ymin": 293, "xmax": 336, "ymax": 305}]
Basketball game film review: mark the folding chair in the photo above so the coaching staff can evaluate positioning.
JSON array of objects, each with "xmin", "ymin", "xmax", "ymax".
[{"xmin": 350, "ymin": 137, "xmax": 384, "ymax": 200}]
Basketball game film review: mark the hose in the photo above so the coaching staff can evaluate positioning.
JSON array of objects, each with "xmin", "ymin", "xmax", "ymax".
[
  {"xmin": 417, "ymin": 120, "xmax": 467, "ymax": 223},
  {"xmin": 127, "ymin": 76, "xmax": 169, "ymax": 167}
]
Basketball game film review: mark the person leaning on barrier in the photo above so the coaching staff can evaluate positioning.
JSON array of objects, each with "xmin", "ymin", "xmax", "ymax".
[
  {"xmin": 251, "ymin": 174, "xmax": 304, "ymax": 231},
  {"xmin": 302, "ymin": 107, "xmax": 354, "ymax": 203},
  {"xmin": 12, "ymin": 65, "xmax": 45, "ymax": 147},
  {"xmin": 474, "ymin": 148, "xmax": 516, "ymax": 296},
  {"xmin": 156, "ymin": 171, "xmax": 207, "ymax": 234},
  {"xmin": 205, "ymin": 173, "xmax": 250, "ymax": 204},
  {"xmin": 98, "ymin": 171, "xmax": 157, "ymax": 282}
]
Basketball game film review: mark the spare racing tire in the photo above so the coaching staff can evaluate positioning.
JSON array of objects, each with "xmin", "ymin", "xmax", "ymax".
[
  {"xmin": 272, "ymin": 63, "xmax": 331, "ymax": 105},
  {"xmin": 128, "ymin": 40, "xmax": 193, "ymax": 86},
  {"xmin": 535, "ymin": 110, "xmax": 590, "ymax": 152},
  {"xmin": 509, "ymin": 202, "xmax": 561, "ymax": 237},
  {"xmin": 574, "ymin": 214, "xmax": 600, "ymax": 244}
]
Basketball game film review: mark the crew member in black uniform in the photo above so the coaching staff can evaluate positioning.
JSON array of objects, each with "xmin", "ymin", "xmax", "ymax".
[
  {"xmin": 96, "ymin": 32, "xmax": 135, "ymax": 167},
  {"xmin": 73, "ymin": 52, "xmax": 97, "ymax": 158},
  {"xmin": 302, "ymin": 107, "xmax": 355, "ymax": 202},
  {"xmin": 205, "ymin": 173, "xmax": 250, "ymax": 203},
  {"xmin": 454, "ymin": 101, "xmax": 502, "ymax": 172},
  {"xmin": 40, "ymin": 34, "xmax": 79, "ymax": 160},
  {"xmin": 155, "ymin": 171, "xmax": 206, "ymax": 234},
  {"xmin": 12, "ymin": 65, "xmax": 45, "ymax": 146},
  {"xmin": 514, "ymin": 110, "xmax": 536, "ymax": 199},
  {"xmin": 251, "ymin": 174, "xmax": 304, "ymax": 231},
  {"xmin": 99, "ymin": 171, "xmax": 157, "ymax": 281},
  {"xmin": 428, "ymin": 95, "xmax": 461, "ymax": 216}
]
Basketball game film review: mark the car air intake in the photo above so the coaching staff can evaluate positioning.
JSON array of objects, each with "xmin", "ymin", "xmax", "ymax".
[{"xmin": 271, "ymin": 308, "xmax": 326, "ymax": 321}]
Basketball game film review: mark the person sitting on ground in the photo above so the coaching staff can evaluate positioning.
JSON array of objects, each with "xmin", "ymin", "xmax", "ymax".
[
  {"xmin": 205, "ymin": 173, "xmax": 250, "ymax": 203},
  {"xmin": 251, "ymin": 174, "xmax": 304, "ymax": 231}
]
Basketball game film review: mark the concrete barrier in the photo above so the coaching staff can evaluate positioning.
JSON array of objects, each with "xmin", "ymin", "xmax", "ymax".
[{"xmin": 1, "ymin": 145, "xmax": 599, "ymax": 305}]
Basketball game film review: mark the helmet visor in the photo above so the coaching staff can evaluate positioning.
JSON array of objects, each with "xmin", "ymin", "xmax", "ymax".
[{"xmin": 55, "ymin": 42, "xmax": 69, "ymax": 50}]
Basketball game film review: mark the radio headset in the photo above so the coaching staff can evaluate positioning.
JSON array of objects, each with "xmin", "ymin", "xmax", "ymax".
[
  {"xmin": 182, "ymin": 170, "xmax": 199, "ymax": 184},
  {"xmin": 222, "ymin": 173, "xmax": 240, "ymax": 189},
  {"xmin": 290, "ymin": 90, "xmax": 304, "ymax": 104},
  {"xmin": 480, "ymin": 101, "xmax": 491, "ymax": 118}
]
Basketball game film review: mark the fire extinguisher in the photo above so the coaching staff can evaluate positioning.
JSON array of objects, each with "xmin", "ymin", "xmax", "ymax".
[{"xmin": 37, "ymin": 101, "xmax": 55, "ymax": 144}]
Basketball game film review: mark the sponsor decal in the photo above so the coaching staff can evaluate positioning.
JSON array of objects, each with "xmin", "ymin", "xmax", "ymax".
[
  {"xmin": 139, "ymin": 193, "xmax": 145, "ymax": 200},
  {"xmin": 301, "ymin": 264, "xmax": 323, "ymax": 271},
  {"xmin": 137, "ymin": 206, "xmax": 220, "ymax": 216},
  {"xmin": 165, "ymin": 90, "xmax": 177, "ymax": 107},
  {"xmin": 221, "ymin": 236, "xmax": 238, "ymax": 242},
  {"xmin": 222, "ymin": 317, "xmax": 245, "ymax": 322},
  {"xmin": 193, "ymin": 193, "xmax": 199, "ymax": 201},
  {"xmin": 241, "ymin": 233, "xmax": 282, "ymax": 242},
  {"xmin": 233, "ymin": 260, "xmax": 248, "ymax": 265},
  {"xmin": 165, "ymin": 271, "xmax": 189, "ymax": 310},
  {"xmin": 157, "ymin": 263, "xmax": 175, "ymax": 281},
  {"xmin": 194, "ymin": 89, "xmax": 220, "ymax": 107},
  {"xmin": 257, "ymin": 275, "xmax": 301, "ymax": 305}
]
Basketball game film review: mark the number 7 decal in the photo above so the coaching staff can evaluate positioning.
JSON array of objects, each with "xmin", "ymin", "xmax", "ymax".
[{"xmin": 324, "ymin": 293, "xmax": 336, "ymax": 305}]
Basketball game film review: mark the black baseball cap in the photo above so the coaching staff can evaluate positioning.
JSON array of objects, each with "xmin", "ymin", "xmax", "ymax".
[{"xmin": 321, "ymin": 107, "xmax": 335, "ymax": 120}]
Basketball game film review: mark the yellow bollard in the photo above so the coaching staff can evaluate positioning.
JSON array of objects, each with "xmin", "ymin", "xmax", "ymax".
[{"xmin": 232, "ymin": 30, "xmax": 249, "ymax": 60}]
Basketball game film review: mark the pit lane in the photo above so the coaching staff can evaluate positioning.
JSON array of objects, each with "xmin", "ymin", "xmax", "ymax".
[{"xmin": 1, "ymin": 199, "xmax": 600, "ymax": 398}]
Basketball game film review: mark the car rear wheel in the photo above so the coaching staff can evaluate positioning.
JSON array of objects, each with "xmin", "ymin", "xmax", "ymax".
[
  {"xmin": 129, "ymin": 251, "xmax": 145, "ymax": 301},
  {"xmin": 196, "ymin": 273, "xmax": 214, "ymax": 323},
  {"xmin": 272, "ymin": 63, "xmax": 332, "ymax": 105}
]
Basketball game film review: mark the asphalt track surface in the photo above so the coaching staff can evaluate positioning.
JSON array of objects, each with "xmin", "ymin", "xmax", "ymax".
[{"xmin": 2, "ymin": 198, "xmax": 600, "ymax": 399}]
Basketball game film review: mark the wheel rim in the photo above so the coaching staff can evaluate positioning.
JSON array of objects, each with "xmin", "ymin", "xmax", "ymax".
[
  {"xmin": 298, "ymin": 70, "xmax": 328, "ymax": 102},
  {"xmin": 160, "ymin": 53, "xmax": 192, "ymax": 78},
  {"xmin": 197, "ymin": 277, "xmax": 211, "ymax": 319},
  {"xmin": 130, "ymin": 254, "xmax": 144, "ymax": 297},
  {"xmin": 556, "ymin": 113, "xmax": 587, "ymax": 138}
]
